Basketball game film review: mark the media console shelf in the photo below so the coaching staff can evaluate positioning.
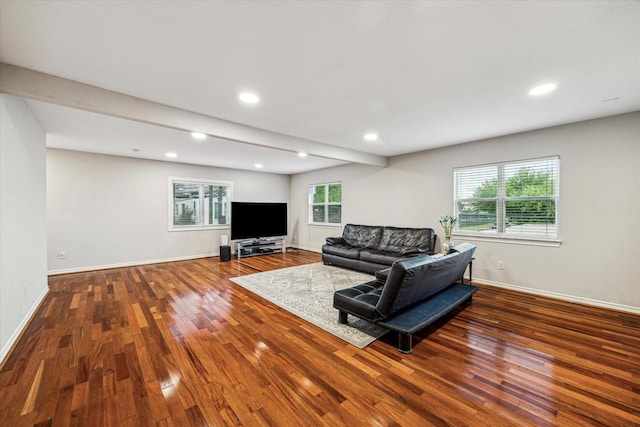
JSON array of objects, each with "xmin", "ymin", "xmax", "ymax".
[{"xmin": 236, "ymin": 237, "xmax": 286, "ymax": 260}]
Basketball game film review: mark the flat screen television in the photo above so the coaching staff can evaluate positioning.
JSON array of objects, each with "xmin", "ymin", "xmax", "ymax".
[{"xmin": 230, "ymin": 202, "xmax": 288, "ymax": 241}]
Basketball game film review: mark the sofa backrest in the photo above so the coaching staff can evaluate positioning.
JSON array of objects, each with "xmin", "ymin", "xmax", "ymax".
[
  {"xmin": 341, "ymin": 224, "xmax": 436, "ymax": 253},
  {"xmin": 377, "ymin": 226, "xmax": 435, "ymax": 254},
  {"xmin": 375, "ymin": 243, "xmax": 476, "ymax": 317},
  {"xmin": 342, "ymin": 224, "xmax": 383, "ymax": 249}
]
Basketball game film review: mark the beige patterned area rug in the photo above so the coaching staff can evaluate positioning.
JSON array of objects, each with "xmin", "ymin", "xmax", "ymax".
[{"xmin": 230, "ymin": 263, "xmax": 388, "ymax": 348}]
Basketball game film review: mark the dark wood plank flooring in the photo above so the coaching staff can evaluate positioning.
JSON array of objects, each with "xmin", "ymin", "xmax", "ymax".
[{"xmin": 1, "ymin": 249, "xmax": 639, "ymax": 426}]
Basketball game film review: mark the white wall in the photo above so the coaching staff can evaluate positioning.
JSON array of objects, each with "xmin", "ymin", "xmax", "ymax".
[
  {"xmin": 47, "ymin": 149, "xmax": 290, "ymax": 273},
  {"xmin": 0, "ymin": 94, "xmax": 48, "ymax": 361},
  {"xmin": 291, "ymin": 112, "xmax": 640, "ymax": 311}
]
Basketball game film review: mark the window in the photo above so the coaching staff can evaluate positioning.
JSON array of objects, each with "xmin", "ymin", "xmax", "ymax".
[
  {"xmin": 309, "ymin": 182, "xmax": 342, "ymax": 225},
  {"xmin": 169, "ymin": 177, "xmax": 232, "ymax": 230},
  {"xmin": 454, "ymin": 157, "xmax": 559, "ymax": 240}
]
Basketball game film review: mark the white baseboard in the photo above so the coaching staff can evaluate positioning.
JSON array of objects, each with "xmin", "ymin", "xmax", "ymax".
[
  {"xmin": 293, "ymin": 245, "xmax": 640, "ymax": 314},
  {"xmin": 0, "ymin": 286, "xmax": 49, "ymax": 365},
  {"xmin": 477, "ymin": 278, "xmax": 640, "ymax": 314},
  {"xmin": 290, "ymin": 245, "xmax": 321, "ymax": 253},
  {"xmin": 48, "ymin": 252, "xmax": 217, "ymax": 276}
]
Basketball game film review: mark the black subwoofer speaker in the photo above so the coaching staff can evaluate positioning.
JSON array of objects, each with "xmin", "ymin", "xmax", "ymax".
[{"xmin": 220, "ymin": 245, "xmax": 231, "ymax": 261}]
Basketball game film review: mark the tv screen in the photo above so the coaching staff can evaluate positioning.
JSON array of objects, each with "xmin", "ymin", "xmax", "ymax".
[{"xmin": 230, "ymin": 202, "xmax": 288, "ymax": 240}]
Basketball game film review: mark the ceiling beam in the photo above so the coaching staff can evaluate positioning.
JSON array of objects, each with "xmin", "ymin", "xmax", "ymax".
[{"xmin": 0, "ymin": 63, "xmax": 388, "ymax": 167}]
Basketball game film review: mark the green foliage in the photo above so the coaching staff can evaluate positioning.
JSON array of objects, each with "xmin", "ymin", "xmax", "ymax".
[
  {"xmin": 475, "ymin": 178, "xmax": 498, "ymax": 198},
  {"xmin": 313, "ymin": 184, "xmax": 341, "ymax": 204},
  {"xmin": 439, "ymin": 215, "xmax": 457, "ymax": 237},
  {"xmin": 313, "ymin": 186, "xmax": 325, "ymax": 203},
  {"xmin": 471, "ymin": 178, "xmax": 498, "ymax": 213},
  {"xmin": 506, "ymin": 168, "xmax": 555, "ymax": 197},
  {"xmin": 328, "ymin": 184, "xmax": 341, "ymax": 203},
  {"xmin": 504, "ymin": 168, "xmax": 556, "ymax": 224},
  {"xmin": 467, "ymin": 168, "xmax": 556, "ymax": 224}
]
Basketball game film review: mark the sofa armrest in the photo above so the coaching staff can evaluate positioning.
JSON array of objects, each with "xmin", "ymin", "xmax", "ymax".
[
  {"xmin": 400, "ymin": 247, "xmax": 428, "ymax": 256},
  {"xmin": 325, "ymin": 236, "xmax": 346, "ymax": 245},
  {"xmin": 375, "ymin": 267, "xmax": 391, "ymax": 281}
]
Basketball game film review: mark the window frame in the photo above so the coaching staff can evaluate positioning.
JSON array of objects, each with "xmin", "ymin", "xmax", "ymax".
[
  {"xmin": 308, "ymin": 182, "xmax": 342, "ymax": 226},
  {"xmin": 168, "ymin": 177, "xmax": 233, "ymax": 232},
  {"xmin": 453, "ymin": 157, "xmax": 561, "ymax": 246}
]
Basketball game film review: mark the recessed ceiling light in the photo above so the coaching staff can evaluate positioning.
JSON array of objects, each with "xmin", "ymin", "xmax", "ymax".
[
  {"xmin": 298, "ymin": 152, "xmax": 308, "ymax": 157},
  {"xmin": 364, "ymin": 132, "xmax": 379, "ymax": 141},
  {"xmin": 239, "ymin": 92, "xmax": 260, "ymax": 104},
  {"xmin": 254, "ymin": 163, "xmax": 263, "ymax": 168},
  {"xmin": 191, "ymin": 132, "xmax": 206, "ymax": 140},
  {"xmin": 166, "ymin": 152, "xmax": 178, "ymax": 158},
  {"xmin": 529, "ymin": 83, "xmax": 557, "ymax": 96}
]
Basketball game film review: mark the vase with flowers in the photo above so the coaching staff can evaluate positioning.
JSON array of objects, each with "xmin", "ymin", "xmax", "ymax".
[{"xmin": 439, "ymin": 215, "xmax": 457, "ymax": 253}]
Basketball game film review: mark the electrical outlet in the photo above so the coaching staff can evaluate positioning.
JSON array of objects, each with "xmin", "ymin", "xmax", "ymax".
[
  {"xmin": 58, "ymin": 251, "xmax": 66, "ymax": 260},
  {"xmin": 497, "ymin": 260, "xmax": 504, "ymax": 270}
]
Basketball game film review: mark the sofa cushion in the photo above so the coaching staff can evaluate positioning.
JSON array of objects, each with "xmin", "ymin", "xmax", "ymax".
[
  {"xmin": 360, "ymin": 249, "xmax": 403, "ymax": 266},
  {"xmin": 325, "ymin": 236, "xmax": 346, "ymax": 245},
  {"xmin": 342, "ymin": 224, "xmax": 383, "ymax": 250},
  {"xmin": 332, "ymin": 280, "xmax": 384, "ymax": 320},
  {"xmin": 322, "ymin": 243, "xmax": 361, "ymax": 260},
  {"xmin": 378, "ymin": 226, "xmax": 435, "ymax": 254},
  {"xmin": 322, "ymin": 253, "xmax": 361, "ymax": 271}
]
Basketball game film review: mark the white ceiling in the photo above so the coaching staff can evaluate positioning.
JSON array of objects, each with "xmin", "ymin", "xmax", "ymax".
[{"xmin": 1, "ymin": 1, "xmax": 639, "ymax": 174}]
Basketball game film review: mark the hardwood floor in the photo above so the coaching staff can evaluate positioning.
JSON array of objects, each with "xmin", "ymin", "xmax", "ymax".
[{"xmin": 1, "ymin": 249, "xmax": 639, "ymax": 426}]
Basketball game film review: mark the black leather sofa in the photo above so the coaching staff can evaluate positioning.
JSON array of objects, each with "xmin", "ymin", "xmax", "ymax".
[
  {"xmin": 333, "ymin": 243, "xmax": 477, "ymax": 353},
  {"xmin": 322, "ymin": 224, "xmax": 436, "ymax": 274}
]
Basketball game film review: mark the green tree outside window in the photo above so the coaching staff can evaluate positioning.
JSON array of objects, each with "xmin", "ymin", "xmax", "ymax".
[{"xmin": 455, "ymin": 158, "xmax": 559, "ymax": 238}]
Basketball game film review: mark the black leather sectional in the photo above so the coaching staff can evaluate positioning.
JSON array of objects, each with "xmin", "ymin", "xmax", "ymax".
[{"xmin": 322, "ymin": 224, "xmax": 436, "ymax": 274}]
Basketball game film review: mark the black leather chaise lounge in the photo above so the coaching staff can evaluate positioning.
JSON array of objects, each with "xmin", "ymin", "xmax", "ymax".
[{"xmin": 333, "ymin": 243, "xmax": 477, "ymax": 353}]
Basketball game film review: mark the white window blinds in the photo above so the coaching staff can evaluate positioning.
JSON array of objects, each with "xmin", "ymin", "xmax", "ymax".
[{"xmin": 454, "ymin": 157, "xmax": 559, "ymax": 239}]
